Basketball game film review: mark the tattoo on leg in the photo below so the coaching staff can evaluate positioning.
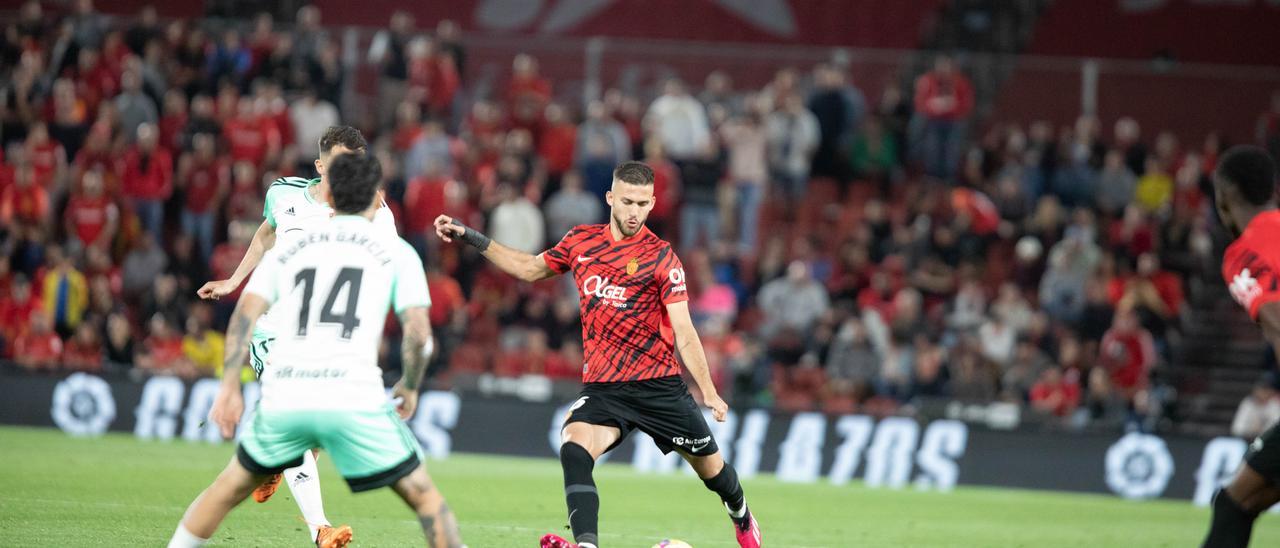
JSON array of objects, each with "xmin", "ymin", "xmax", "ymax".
[{"xmin": 419, "ymin": 515, "xmax": 437, "ymax": 548}]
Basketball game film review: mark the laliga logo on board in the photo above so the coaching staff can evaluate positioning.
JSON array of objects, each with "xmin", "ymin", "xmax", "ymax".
[{"xmin": 583, "ymin": 275, "xmax": 628, "ymax": 306}]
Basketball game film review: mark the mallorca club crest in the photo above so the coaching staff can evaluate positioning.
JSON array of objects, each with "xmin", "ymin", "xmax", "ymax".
[{"xmin": 626, "ymin": 257, "xmax": 639, "ymax": 276}]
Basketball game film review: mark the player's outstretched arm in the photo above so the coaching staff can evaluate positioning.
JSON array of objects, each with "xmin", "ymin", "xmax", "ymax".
[
  {"xmin": 393, "ymin": 305, "xmax": 434, "ymax": 419},
  {"xmin": 208, "ymin": 293, "xmax": 268, "ymax": 439},
  {"xmin": 666, "ymin": 300, "xmax": 729, "ymax": 422},
  {"xmin": 432, "ymin": 214, "xmax": 557, "ymax": 282},
  {"xmin": 197, "ymin": 220, "xmax": 277, "ymax": 300}
]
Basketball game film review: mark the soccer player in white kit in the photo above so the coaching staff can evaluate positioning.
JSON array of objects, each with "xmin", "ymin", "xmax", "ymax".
[
  {"xmin": 195, "ymin": 126, "xmax": 398, "ymax": 546},
  {"xmin": 169, "ymin": 153, "xmax": 462, "ymax": 548}
]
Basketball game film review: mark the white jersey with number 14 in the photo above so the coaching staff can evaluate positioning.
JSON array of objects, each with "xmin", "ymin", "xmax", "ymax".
[{"xmin": 243, "ymin": 215, "xmax": 429, "ymax": 412}]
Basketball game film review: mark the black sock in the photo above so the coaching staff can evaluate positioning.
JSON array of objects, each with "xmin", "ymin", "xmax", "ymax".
[
  {"xmin": 1203, "ymin": 488, "xmax": 1257, "ymax": 548},
  {"xmin": 560, "ymin": 443, "xmax": 599, "ymax": 547},
  {"xmin": 703, "ymin": 462, "xmax": 749, "ymax": 527}
]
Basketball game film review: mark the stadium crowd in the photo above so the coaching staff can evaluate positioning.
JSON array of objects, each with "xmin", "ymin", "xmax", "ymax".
[{"xmin": 0, "ymin": 1, "xmax": 1270, "ymax": 431}]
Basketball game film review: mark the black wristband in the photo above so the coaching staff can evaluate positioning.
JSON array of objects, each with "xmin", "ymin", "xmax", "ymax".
[{"xmin": 451, "ymin": 219, "xmax": 492, "ymax": 252}]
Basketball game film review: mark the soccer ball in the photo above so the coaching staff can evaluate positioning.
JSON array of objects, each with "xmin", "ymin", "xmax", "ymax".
[{"xmin": 651, "ymin": 540, "xmax": 692, "ymax": 548}]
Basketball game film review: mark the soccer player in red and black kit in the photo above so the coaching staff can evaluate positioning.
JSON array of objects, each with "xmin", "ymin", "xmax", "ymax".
[
  {"xmin": 1204, "ymin": 146, "xmax": 1280, "ymax": 547},
  {"xmin": 433, "ymin": 161, "xmax": 762, "ymax": 548}
]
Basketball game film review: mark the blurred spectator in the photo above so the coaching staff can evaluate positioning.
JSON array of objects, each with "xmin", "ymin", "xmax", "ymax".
[
  {"xmin": 544, "ymin": 170, "xmax": 602, "ymax": 241},
  {"xmin": 506, "ymin": 54, "xmax": 550, "ymax": 135},
  {"xmin": 1002, "ymin": 337, "xmax": 1052, "ymax": 402},
  {"xmin": 137, "ymin": 314, "xmax": 195, "ymax": 377},
  {"xmin": 224, "ymin": 96, "xmax": 281, "ymax": 168},
  {"xmin": 641, "ymin": 139, "xmax": 679, "ymax": 237},
  {"xmin": 1114, "ymin": 116, "xmax": 1148, "ymax": 176},
  {"xmin": 119, "ymin": 123, "xmax": 173, "ymax": 236},
  {"xmin": 678, "ymin": 142, "xmax": 724, "ymax": 251},
  {"xmin": 62, "ymin": 321, "xmax": 103, "ymax": 372},
  {"xmin": 1029, "ymin": 367, "xmax": 1080, "ymax": 418},
  {"xmin": 116, "ymin": 69, "xmax": 159, "ymax": 142},
  {"xmin": 490, "ymin": 183, "xmax": 544, "ymax": 254},
  {"xmin": 1232, "ymin": 382, "xmax": 1280, "ymax": 439},
  {"xmin": 913, "ymin": 55, "xmax": 974, "ymax": 180},
  {"xmin": 369, "ymin": 11, "xmax": 414, "ymax": 129},
  {"xmin": 402, "ymin": 159, "xmax": 459, "ymax": 253},
  {"xmin": 539, "ymin": 104, "xmax": 577, "ymax": 189},
  {"xmin": 291, "ymin": 88, "xmax": 339, "ymax": 163},
  {"xmin": 126, "ymin": 6, "xmax": 160, "ymax": 55},
  {"xmin": 1081, "ymin": 366, "xmax": 1127, "ymax": 428},
  {"xmin": 122, "ymin": 233, "xmax": 168, "ymax": 298},
  {"xmin": 978, "ymin": 315, "xmax": 1016, "ymax": 367},
  {"xmin": 181, "ymin": 94, "xmax": 222, "ymax": 149},
  {"xmin": 850, "ymin": 116, "xmax": 898, "ymax": 185},
  {"xmin": 720, "ymin": 104, "xmax": 768, "ymax": 254},
  {"xmin": 576, "ymin": 100, "xmax": 631, "ymax": 185},
  {"xmin": 700, "ymin": 71, "xmax": 739, "ymax": 115},
  {"xmin": 765, "ymin": 93, "xmax": 819, "ymax": 203},
  {"xmin": 141, "ymin": 274, "xmax": 187, "ymax": 328},
  {"xmin": 13, "ymin": 310, "xmax": 62, "ymax": 371},
  {"xmin": 645, "ymin": 79, "xmax": 710, "ymax": 162},
  {"xmin": 406, "ymin": 35, "xmax": 459, "ymax": 120},
  {"xmin": 0, "ymin": 275, "xmax": 41, "ymax": 353},
  {"xmin": 182, "ymin": 306, "xmax": 223, "ymax": 378},
  {"xmin": 435, "ymin": 20, "xmax": 466, "ymax": 81},
  {"xmin": 1134, "ymin": 157, "xmax": 1173, "ymax": 214},
  {"xmin": 1039, "ymin": 227, "xmax": 1100, "ymax": 323},
  {"xmin": 950, "ymin": 347, "xmax": 999, "ymax": 403},
  {"xmin": 1098, "ymin": 307, "xmax": 1158, "ymax": 398},
  {"xmin": 207, "ymin": 29, "xmax": 251, "ymax": 91},
  {"xmin": 404, "ymin": 118, "xmax": 453, "ymax": 188},
  {"xmin": 825, "ymin": 317, "xmax": 880, "ymax": 393},
  {"xmin": 69, "ymin": 0, "xmax": 108, "ymax": 52},
  {"xmin": 0, "ymin": 157, "xmax": 48, "ymax": 229},
  {"xmin": 177, "ymin": 133, "xmax": 229, "ymax": 262},
  {"xmin": 807, "ymin": 64, "xmax": 864, "ymax": 181},
  {"xmin": 25, "ymin": 123, "xmax": 68, "ymax": 192},
  {"xmin": 292, "ymin": 5, "xmax": 328, "ymax": 67},
  {"xmin": 40, "ymin": 246, "xmax": 88, "ymax": 337},
  {"xmin": 1095, "ymin": 149, "xmax": 1138, "ymax": 216},
  {"xmin": 758, "ymin": 261, "xmax": 830, "ymax": 340},
  {"xmin": 103, "ymin": 312, "xmax": 134, "ymax": 368}
]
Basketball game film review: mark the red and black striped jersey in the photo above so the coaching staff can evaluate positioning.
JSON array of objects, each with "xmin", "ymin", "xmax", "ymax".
[
  {"xmin": 542, "ymin": 223, "xmax": 688, "ymax": 383},
  {"xmin": 1224, "ymin": 210, "xmax": 1280, "ymax": 321}
]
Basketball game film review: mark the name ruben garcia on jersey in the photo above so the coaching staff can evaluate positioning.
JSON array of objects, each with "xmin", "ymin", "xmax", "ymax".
[{"xmin": 274, "ymin": 230, "xmax": 393, "ymax": 267}]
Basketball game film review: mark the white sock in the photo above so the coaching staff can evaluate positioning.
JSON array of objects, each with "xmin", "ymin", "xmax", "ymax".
[
  {"xmin": 167, "ymin": 523, "xmax": 208, "ymax": 548},
  {"xmin": 578, "ymin": 543, "xmax": 598, "ymax": 548},
  {"xmin": 284, "ymin": 451, "xmax": 330, "ymax": 541},
  {"xmin": 726, "ymin": 498, "xmax": 748, "ymax": 518}
]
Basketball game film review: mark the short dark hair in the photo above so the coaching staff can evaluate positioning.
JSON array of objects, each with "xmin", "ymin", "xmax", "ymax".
[
  {"xmin": 327, "ymin": 153, "xmax": 383, "ymax": 214},
  {"xmin": 1217, "ymin": 145, "xmax": 1277, "ymax": 206},
  {"xmin": 318, "ymin": 125, "xmax": 367, "ymax": 157},
  {"xmin": 613, "ymin": 161, "xmax": 654, "ymax": 186}
]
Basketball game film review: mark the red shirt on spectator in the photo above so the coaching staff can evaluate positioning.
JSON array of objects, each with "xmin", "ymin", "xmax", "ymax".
[
  {"xmin": 648, "ymin": 158, "xmax": 679, "ymax": 222},
  {"xmin": 14, "ymin": 329, "xmax": 62, "ymax": 370},
  {"xmin": 224, "ymin": 114, "xmax": 279, "ymax": 165},
  {"xmin": 182, "ymin": 157, "xmax": 229, "ymax": 214},
  {"xmin": 427, "ymin": 271, "xmax": 465, "ymax": 327},
  {"xmin": 1099, "ymin": 321, "xmax": 1157, "ymax": 392},
  {"xmin": 1108, "ymin": 217, "xmax": 1155, "ymax": 257},
  {"xmin": 951, "ymin": 187, "xmax": 999, "ymax": 235},
  {"xmin": 26, "ymin": 140, "xmax": 63, "ymax": 189},
  {"xmin": 142, "ymin": 335, "xmax": 186, "ymax": 371},
  {"xmin": 409, "ymin": 54, "xmax": 460, "ymax": 116},
  {"xmin": 0, "ymin": 175, "xmax": 48, "ymax": 226},
  {"xmin": 158, "ymin": 112, "xmax": 188, "ymax": 154},
  {"xmin": 63, "ymin": 338, "xmax": 103, "ymax": 372},
  {"xmin": 77, "ymin": 61, "xmax": 119, "ymax": 114},
  {"xmin": 538, "ymin": 122, "xmax": 576, "ymax": 176},
  {"xmin": 403, "ymin": 176, "xmax": 455, "ymax": 235},
  {"xmin": 65, "ymin": 192, "xmax": 118, "ymax": 246},
  {"xmin": 1030, "ymin": 369, "xmax": 1080, "ymax": 417},
  {"xmin": 118, "ymin": 147, "xmax": 174, "ymax": 201},
  {"xmin": 914, "ymin": 68, "xmax": 974, "ymax": 121},
  {"xmin": 0, "ymin": 290, "xmax": 41, "ymax": 346}
]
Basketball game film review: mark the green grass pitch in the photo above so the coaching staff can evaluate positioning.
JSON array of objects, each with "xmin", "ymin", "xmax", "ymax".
[{"xmin": 1, "ymin": 425, "xmax": 1277, "ymax": 547}]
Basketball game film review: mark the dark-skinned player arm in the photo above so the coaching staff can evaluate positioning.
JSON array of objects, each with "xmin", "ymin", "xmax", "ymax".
[{"xmin": 432, "ymin": 214, "xmax": 559, "ymax": 282}]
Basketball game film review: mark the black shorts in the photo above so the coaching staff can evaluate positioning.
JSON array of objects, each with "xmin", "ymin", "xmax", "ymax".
[
  {"xmin": 565, "ymin": 375, "xmax": 719, "ymax": 456},
  {"xmin": 1246, "ymin": 423, "xmax": 1280, "ymax": 484}
]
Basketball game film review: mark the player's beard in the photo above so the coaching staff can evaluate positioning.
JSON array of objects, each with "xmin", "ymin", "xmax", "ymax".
[{"xmin": 613, "ymin": 213, "xmax": 642, "ymax": 237}]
